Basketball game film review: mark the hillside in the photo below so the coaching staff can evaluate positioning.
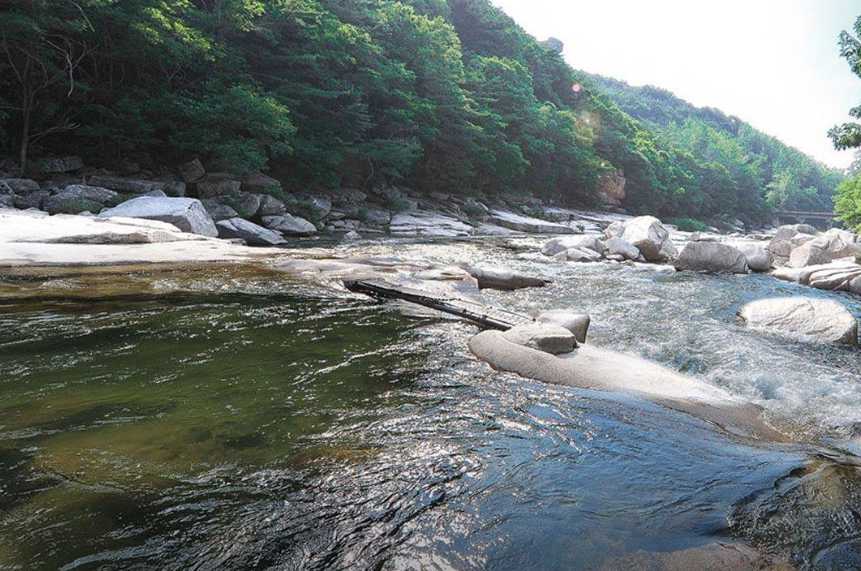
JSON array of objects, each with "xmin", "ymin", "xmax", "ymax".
[{"xmin": 0, "ymin": 0, "xmax": 843, "ymax": 225}]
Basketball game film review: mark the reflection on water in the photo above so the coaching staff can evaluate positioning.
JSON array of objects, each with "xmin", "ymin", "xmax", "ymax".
[{"xmin": 1, "ymin": 242, "xmax": 861, "ymax": 569}]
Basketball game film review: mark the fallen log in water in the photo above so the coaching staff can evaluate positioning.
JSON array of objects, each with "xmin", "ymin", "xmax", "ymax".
[{"xmin": 344, "ymin": 278, "xmax": 531, "ymax": 331}]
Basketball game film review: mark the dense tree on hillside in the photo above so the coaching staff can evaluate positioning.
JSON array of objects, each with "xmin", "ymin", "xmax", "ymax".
[{"xmin": 0, "ymin": 0, "xmax": 843, "ymax": 224}]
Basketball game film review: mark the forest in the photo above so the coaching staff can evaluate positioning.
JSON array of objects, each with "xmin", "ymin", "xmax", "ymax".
[{"xmin": 0, "ymin": 0, "xmax": 848, "ymax": 226}]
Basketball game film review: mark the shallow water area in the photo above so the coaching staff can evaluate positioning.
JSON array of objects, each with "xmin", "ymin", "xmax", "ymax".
[{"xmin": 1, "ymin": 238, "xmax": 861, "ymax": 569}]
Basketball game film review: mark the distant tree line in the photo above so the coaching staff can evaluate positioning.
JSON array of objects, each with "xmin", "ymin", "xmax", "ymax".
[{"xmin": 0, "ymin": 0, "xmax": 845, "ymax": 225}]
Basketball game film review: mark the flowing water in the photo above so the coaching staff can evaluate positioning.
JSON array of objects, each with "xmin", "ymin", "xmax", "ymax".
[{"xmin": 2, "ymin": 238, "xmax": 861, "ymax": 570}]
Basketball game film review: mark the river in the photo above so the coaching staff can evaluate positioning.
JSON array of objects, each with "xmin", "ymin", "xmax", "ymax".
[{"xmin": 1, "ymin": 237, "xmax": 861, "ymax": 569}]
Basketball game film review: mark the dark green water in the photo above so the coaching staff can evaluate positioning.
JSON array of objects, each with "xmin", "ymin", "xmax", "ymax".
[{"xmin": 2, "ymin": 246, "xmax": 861, "ymax": 570}]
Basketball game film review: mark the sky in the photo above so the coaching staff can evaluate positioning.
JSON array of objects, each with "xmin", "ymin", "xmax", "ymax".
[{"xmin": 492, "ymin": 0, "xmax": 861, "ymax": 170}]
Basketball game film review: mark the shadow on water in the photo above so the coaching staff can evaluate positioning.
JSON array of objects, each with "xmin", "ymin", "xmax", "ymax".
[{"xmin": 1, "ymin": 253, "xmax": 861, "ymax": 568}]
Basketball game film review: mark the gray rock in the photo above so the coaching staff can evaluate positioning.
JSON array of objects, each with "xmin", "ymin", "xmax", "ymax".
[
  {"xmin": 563, "ymin": 247, "xmax": 603, "ymax": 262},
  {"xmin": 86, "ymin": 175, "xmax": 166, "ymax": 195},
  {"xmin": 739, "ymin": 297, "xmax": 858, "ymax": 345},
  {"xmin": 43, "ymin": 185, "xmax": 120, "ymax": 214},
  {"xmin": 389, "ymin": 211, "xmax": 473, "ymax": 237},
  {"xmin": 0, "ymin": 178, "xmax": 40, "ymax": 194},
  {"xmin": 333, "ymin": 188, "xmax": 367, "ymax": 206},
  {"xmin": 303, "ymin": 195, "xmax": 332, "ymax": 221},
  {"xmin": 143, "ymin": 189, "xmax": 168, "ymax": 198},
  {"xmin": 99, "ymin": 196, "xmax": 218, "ymax": 237},
  {"xmin": 215, "ymin": 217, "xmax": 286, "ymax": 246},
  {"xmin": 674, "ymin": 241, "xmax": 749, "ymax": 274},
  {"xmin": 535, "ymin": 310, "xmax": 590, "ymax": 343},
  {"xmin": 603, "ymin": 220, "xmax": 625, "ymax": 239},
  {"xmin": 179, "ymin": 158, "xmax": 206, "ymax": 183},
  {"xmin": 489, "ymin": 209, "xmax": 579, "ymax": 234},
  {"xmin": 201, "ymin": 199, "xmax": 239, "ymax": 221},
  {"xmin": 0, "ymin": 195, "xmax": 14, "ymax": 208},
  {"xmin": 689, "ymin": 232, "xmax": 719, "ymax": 242},
  {"xmin": 735, "ymin": 243, "xmax": 772, "ymax": 272},
  {"xmin": 767, "ymin": 225, "xmax": 817, "ymax": 259},
  {"xmin": 242, "ymin": 172, "xmax": 281, "ymax": 194},
  {"xmin": 503, "ymin": 323, "xmax": 577, "ymax": 355},
  {"xmin": 465, "ymin": 265, "xmax": 550, "ymax": 290},
  {"xmin": 160, "ymin": 180, "xmax": 186, "ymax": 197},
  {"xmin": 261, "ymin": 214, "xmax": 317, "ymax": 236},
  {"xmin": 223, "ymin": 192, "xmax": 261, "ymax": 219},
  {"xmin": 359, "ymin": 207, "xmax": 391, "ymax": 227},
  {"xmin": 789, "ymin": 238, "xmax": 832, "ymax": 268},
  {"xmin": 13, "ymin": 190, "xmax": 49, "ymax": 210},
  {"xmin": 621, "ymin": 216, "xmax": 672, "ymax": 262},
  {"xmin": 195, "ymin": 173, "xmax": 241, "ymax": 198},
  {"xmin": 605, "ymin": 237, "xmax": 640, "ymax": 260},
  {"xmin": 257, "ymin": 194, "xmax": 286, "ymax": 217},
  {"xmin": 542, "ymin": 235, "xmax": 604, "ymax": 256},
  {"xmin": 343, "ymin": 230, "xmax": 361, "ymax": 241},
  {"xmin": 33, "ymin": 156, "xmax": 83, "ymax": 173}
]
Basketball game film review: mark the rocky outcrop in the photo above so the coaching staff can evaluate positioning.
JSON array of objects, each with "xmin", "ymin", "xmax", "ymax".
[
  {"xmin": 772, "ymin": 260, "xmax": 861, "ymax": 295},
  {"xmin": 241, "ymin": 172, "xmax": 281, "ymax": 194},
  {"xmin": 502, "ymin": 323, "xmax": 577, "ymax": 355},
  {"xmin": 597, "ymin": 170, "xmax": 626, "ymax": 207},
  {"xmin": 464, "ymin": 265, "xmax": 550, "ymax": 290},
  {"xmin": 489, "ymin": 210, "xmax": 578, "ymax": 234},
  {"xmin": 99, "ymin": 196, "xmax": 218, "ymax": 237},
  {"xmin": 261, "ymin": 214, "xmax": 317, "ymax": 236},
  {"xmin": 0, "ymin": 178, "xmax": 40, "ymax": 194},
  {"xmin": 738, "ymin": 297, "xmax": 858, "ymax": 345},
  {"xmin": 618, "ymin": 216, "xmax": 674, "ymax": 262},
  {"xmin": 215, "ymin": 217, "xmax": 287, "ymax": 246},
  {"xmin": 674, "ymin": 241, "xmax": 748, "ymax": 274}
]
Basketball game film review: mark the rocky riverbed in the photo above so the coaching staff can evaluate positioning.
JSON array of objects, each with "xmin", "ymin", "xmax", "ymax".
[{"xmin": 2, "ymin": 193, "xmax": 861, "ymax": 568}]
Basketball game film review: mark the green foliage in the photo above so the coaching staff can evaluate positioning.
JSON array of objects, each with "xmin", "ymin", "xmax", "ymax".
[
  {"xmin": 0, "ymin": 0, "xmax": 842, "ymax": 219},
  {"xmin": 835, "ymin": 175, "xmax": 861, "ymax": 232},
  {"xmin": 669, "ymin": 217, "xmax": 710, "ymax": 232},
  {"xmin": 830, "ymin": 16, "xmax": 861, "ymax": 150}
]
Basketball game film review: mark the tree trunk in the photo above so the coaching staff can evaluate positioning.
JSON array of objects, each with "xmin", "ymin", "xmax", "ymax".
[{"xmin": 19, "ymin": 101, "xmax": 31, "ymax": 177}]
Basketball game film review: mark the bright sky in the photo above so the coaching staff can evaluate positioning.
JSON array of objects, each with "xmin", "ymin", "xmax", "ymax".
[{"xmin": 493, "ymin": 0, "xmax": 861, "ymax": 170}]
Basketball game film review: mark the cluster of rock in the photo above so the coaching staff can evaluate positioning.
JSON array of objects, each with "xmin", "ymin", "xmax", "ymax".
[
  {"xmin": 766, "ymin": 225, "xmax": 861, "ymax": 296},
  {"xmin": 1, "ymin": 155, "xmax": 599, "ymax": 245}
]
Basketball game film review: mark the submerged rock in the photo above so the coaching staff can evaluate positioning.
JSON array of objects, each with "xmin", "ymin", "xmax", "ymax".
[
  {"xmin": 464, "ymin": 265, "xmax": 550, "ymax": 290},
  {"xmin": 99, "ymin": 196, "xmax": 218, "ymax": 237},
  {"xmin": 216, "ymin": 217, "xmax": 286, "ymax": 246},
  {"xmin": 674, "ymin": 241, "xmax": 748, "ymax": 274},
  {"xmin": 502, "ymin": 323, "xmax": 577, "ymax": 355},
  {"xmin": 739, "ymin": 297, "xmax": 858, "ymax": 345}
]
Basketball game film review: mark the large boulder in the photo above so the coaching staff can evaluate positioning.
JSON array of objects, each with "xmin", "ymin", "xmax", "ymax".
[
  {"xmin": 735, "ymin": 243, "xmax": 772, "ymax": 272},
  {"xmin": 620, "ymin": 216, "xmax": 673, "ymax": 262},
  {"xmin": 99, "ymin": 196, "xmax": 218, "ymax": 237},
  {"xmin": 222, "ymin": 192, "xmax": 261, "ymax": 219},
  {"xmin": 33, "ymin": 156, "xmax": 83, "ymax": 173},
  {"xmin": 605, "ymin": 237, "xmax": 640, "ymax": 260},
  {"xmin": 535, "ymin": 310, "xmax": 590, "ymax": 343},
  {"xmin": 215, "ymin": 217, "xmax": 286, "ymax": 246},
  {"xmin": 13, "ymin": 190, "xmax": 49, "ymax": 210},
  {"xmin": 788, "ymin": 237, "xmax": 832, "ymax": 268},
  {"xmin": 179, "ymin": 158, "xmax": 206, "ymax": 183},
  {"xmin": 465, "ymin": 265, "xmax": 550, "ymax": 290},
  {"xmin": 739, "ymin": 297, "xmax": 858, "ymax": 345},
  {"xmin": 261, "ymin": 214, "xmax": 317, "ymax": 236},
  {"xmin": 674, "ymin": 241, "xmax": 749, "ymax": 274},
  {"xmin": 502, "ymin": 323, "xmax": 577, "ymax": 355},
  {"xmin": 201, "ymin": 199, "xmax": 239, "ymax": 221},
  {"xmin": 43, "ymin": 185, "xmax": 120, "ymax": 215},
  {"xmin": 560, "ymin": 247, "xmax": 603, "ymax": 262},
  {"xmin": 541, "ymin": 235, "xmax": 604, "ymax": 256},
  {"xmin": 488, "ymin": 209, "xmax": 579, "ymax": 234},
  {"xmin": 257, "ymin": 194, "xmax": 287, "ymax": 217},
  {"xmin": 0, "ymin": 178, "xmax": 40, "ymax": 194},
  {"xmin": 821, "ymin": 228, "xmax": 860, "ymax": 259},
  {"xmin": 195, "ymin": 173, "xmax": 241, "ymax": 198},
  {"xmin": 242, "ymin": 172, "xmax": 281, "ymax": 194},
  {"xmin": 0, "ymin": 195, "xmax": 13, "ymax": 208},
  {"xmin": 389, "ymin": 211, "xmax": 473, "ymax": 237},
  {"xmin": 86, "ymin": 175, "xmax": 166, "ymax": 195}
]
